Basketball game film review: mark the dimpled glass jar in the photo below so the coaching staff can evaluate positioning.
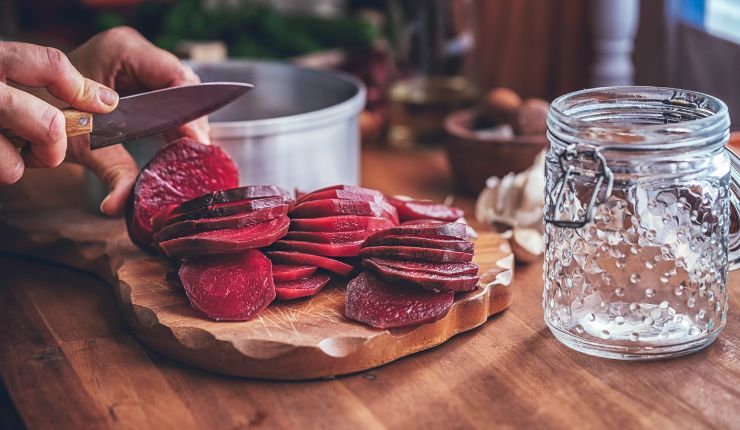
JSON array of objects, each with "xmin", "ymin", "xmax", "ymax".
[{"xmin": 543, "ymin": 86, "xmax": 736, "ymax": 360}]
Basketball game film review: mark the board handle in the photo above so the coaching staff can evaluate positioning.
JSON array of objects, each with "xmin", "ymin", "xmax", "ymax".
[{"xmin": 3, "ymin": 108, "xmax": 93, "ymax": 149}]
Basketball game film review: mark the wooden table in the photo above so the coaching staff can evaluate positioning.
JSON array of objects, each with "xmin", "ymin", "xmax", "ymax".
[{"xmin": 1, "ymin": 148, "xmax": 738, "ymax": 430}]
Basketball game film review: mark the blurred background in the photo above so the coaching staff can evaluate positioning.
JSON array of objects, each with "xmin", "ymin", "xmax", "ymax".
[{"xmin": 0, "ymin": 0, "xmax": 738, "ymax": 197}]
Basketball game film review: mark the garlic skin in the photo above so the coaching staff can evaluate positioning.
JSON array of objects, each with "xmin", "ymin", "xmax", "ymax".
[{"xmin": 475, "ymin": 150, "xmax": 545, "ymax": 232}]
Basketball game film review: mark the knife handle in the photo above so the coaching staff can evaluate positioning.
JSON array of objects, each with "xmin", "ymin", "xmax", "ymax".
[{"xmin": 4, "ymin": 108, "xmax": 93, "ymax": 149}]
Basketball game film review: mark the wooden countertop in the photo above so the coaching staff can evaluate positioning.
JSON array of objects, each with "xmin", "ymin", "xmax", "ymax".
[{"xmin": 1, "ymin": 147, "xmax": 739, "ymax": 429}]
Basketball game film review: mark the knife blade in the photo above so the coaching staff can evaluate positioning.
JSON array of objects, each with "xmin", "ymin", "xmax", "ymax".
[
  {"xmin": 90, "ymin": 82, "xmax": 252, "ymax": 149},
  {"xmin": 3, "ymin": 82, "xmax": 252, "ymax": 150}
]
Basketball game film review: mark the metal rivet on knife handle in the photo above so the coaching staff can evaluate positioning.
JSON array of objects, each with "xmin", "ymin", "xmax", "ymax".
[{"xmin": 4, "ymin": 108, "xmax": 94, "ymax": 150}]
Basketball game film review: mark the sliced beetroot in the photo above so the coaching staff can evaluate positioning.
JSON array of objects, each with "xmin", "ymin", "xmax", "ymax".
[
  {"xmin": 364, "ymin": 258, "xmax": 480, "ymax": 276},
  {"xmin": 364, "ymin": 235, "xmax": 474, "ymax": 253},
  {"xmin": 290, "ymin": 216, "xmax": 395, "ymax": 232},
  {"xmin": 159, "ymin": 215, "xmax": 290, "ymax": 259},
  {"xmin": 363, "ymin": 259, "xmax": 479, "ymax": 292},
  {"xmin": 298, "ymin": 187, "xmax": 384, "ymax": 204},
  {"xmin": 167, "ymin": 196, "xmax": 287, "ymax": 224},
  {"xmin": 345, "ymin": 272, "xmax": 454, "ymax": 329},
  {"xmin": 265, "ymin": 251, "xmax": 355, "ymax": 276},
  {"xmin": 178, "ymin": 249, "xmax": 275, "ymax": 321},
  {"xmin": 358, "ymin": 246, "xmax": 473, "ymax": 263},
  {"xmin": 364, "ymin": 222, "xmax": 468, "ymax": 243},
  {"xmin": 272, "ymin": 264, "xmax": 318, "ymax": 282},
  {"xmin": 285, "ymin": 230, "xmax": 368, "ymax": 243},
  {"xmin": 173, "ymin": 185, "xmax": 292, "ymax": 214},
  {"xmin": 271, "ymin": 240, "xmax": 364, "ymax": 257},
  {"xmin": 387, "ymin": 196, "xmax": 464, "ymax": 222},
  {"xmin": 153, "ymin": 204, "xmax": 289, "ymax": 243},
  {"xmin": 290, "ymin": 198, "xmax": 395, "ymax": 221},
  {"xmin": 274, "ymin": 273, "xmax": 331, "ymax": 300},
  {"xmin": 125, "ymin": 138, "xmax": 238, "ymax": 251}
]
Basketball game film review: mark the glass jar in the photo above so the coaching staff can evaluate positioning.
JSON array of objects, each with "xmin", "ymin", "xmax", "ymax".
[{"xmin": 543, "ymin": 86, "xmax": 736, "ymax": 360}]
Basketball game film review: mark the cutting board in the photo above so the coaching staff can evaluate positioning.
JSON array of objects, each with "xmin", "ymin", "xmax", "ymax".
[{"xmin": 0, "ymin": 207, "xmax": 513, "ymax": 380}]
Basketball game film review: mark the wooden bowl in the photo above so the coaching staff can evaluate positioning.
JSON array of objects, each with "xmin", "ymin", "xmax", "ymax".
[{"xmin": 444, "ymin": 109, "xmax": 547, "ymax": 195}]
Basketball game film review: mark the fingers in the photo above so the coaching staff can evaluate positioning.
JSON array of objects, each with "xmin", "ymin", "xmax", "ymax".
[
  {"xmin": 0, "ymin": 134, "xmax": 24, "ymax": 184},
  {"xmin": 0, "ymin": 42, "xmax": 118, "ymax": 113},
  {"xmin": 66, "ymin": 135, "xmax": 138, "ymax": 216},
  {"xmin": 0, "ymin": 83, "xmax": 67, "ymax": 167}
]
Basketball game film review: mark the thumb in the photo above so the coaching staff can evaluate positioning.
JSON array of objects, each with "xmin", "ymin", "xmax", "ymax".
[{"xmin": 67, "ymin": 137, "xmax": 138, "ymax": 216}]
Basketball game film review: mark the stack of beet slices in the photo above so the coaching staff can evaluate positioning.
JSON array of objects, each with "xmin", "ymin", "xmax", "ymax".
[
  {"xmin": 345, "ymin": 221, "xmax": 480, "ymax": 329},
  {"xmin": 385, "ymin": 196, "xmax": 464, "ymax": 223},
  {"xmin": 264, "ymin": 186, "xmax": 399, "ymax": 295}
]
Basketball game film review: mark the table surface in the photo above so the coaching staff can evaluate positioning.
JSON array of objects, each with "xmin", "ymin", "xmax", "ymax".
[{"xmin": 1, "ymin": 148, "xmax": 739, "ymax": 430}]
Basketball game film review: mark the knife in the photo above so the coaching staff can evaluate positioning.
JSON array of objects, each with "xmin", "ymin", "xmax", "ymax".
[{"xmin": 6, "ymin": 82, "xmax": 252, "ymax": 150}]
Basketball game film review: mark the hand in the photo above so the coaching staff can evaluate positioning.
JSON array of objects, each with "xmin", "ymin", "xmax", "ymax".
[
  {"xmin": 0, "ymin": 42, "xmax": 119, "ymax": 184},
  {"xmin": 66, "ymin": 26, "xmax": 210, "ymax": 216}
]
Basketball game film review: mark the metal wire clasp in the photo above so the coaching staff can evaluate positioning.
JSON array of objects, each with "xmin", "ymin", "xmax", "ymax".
[{"xmin": 544, "ymin": 144, "xmax": 614, "ymax": 228}]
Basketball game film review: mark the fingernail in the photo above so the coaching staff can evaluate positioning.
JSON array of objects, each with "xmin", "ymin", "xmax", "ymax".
[
  {"xmin": 99, "ymin": 194, "xmax": 111, "ymax": 214},
  {"xmin": 98, "ymin": 87, "xmax": 119, "ymax": 107}
]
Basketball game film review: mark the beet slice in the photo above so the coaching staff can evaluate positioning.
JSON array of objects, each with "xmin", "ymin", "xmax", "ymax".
[
  {"xmin": 364, "ymin": 235, "xmax": 474, "ymax": 253},
  {"xmin": 275, "ymin": 273, "xmax": 331, "ymax": 300},
  {"xmin": 364, "ymin": 258, "xmax": 479, "ymax": 276},
  {"xmin": 290, "ymin": 216, "xmax": 395, "ymax": 232},
  {"xmin": 159, "ymin": 215, "xmax": 290, "ymax": 259},
  {"xmin": 271, "ymin": 240, "xmax": 364, "ymax": 257},
  {"xmin": 178, "ymin": 249, "xmax": 275, "ymax": 321},
  {"xmin": 153, "ymin": 204, "xmax": 289, "ymax": 243},
  {"xmin": 298, "ymin": 188, "xmax": 384, "ymax": 204},
  {"xmin": 358, "ymin": 246, "xmax": 473, "ymax": 263},
  {"xmin": 290, "ymin": 199, "xmax": 395, "ymax": 220},
  {"xmin": 345, "ymin": 272, "xmax": 454, "ymax": 329},
  {"xmin": 265, "ymin": 251, "xmax": 355, "ymax": 276},
  {"xmin": 364, "ymin": 222, "xmax": 468, "ymax": 243},
  {"xmin": 173, "ymin": 185, "xmax": 293, "ymax": 214},
  {"xmin": 387, "ymin": 196, "xmax": 464, "ymax": 222},
  {"xmin": 363, "ymin": 259, "xmax": 479, "ymax": 292},
  {"xmin": 125, "ymin": 138, "xmax": 238, "ymax": 251},
  {"xmin": 167, "ymin": 196, "xmax": 287, "ymax": 224},
  {"xmin": 285, "ymin": 230, "xmax": 368, "ymax": 243},
  {"xmin": 272, "ymin": 264, "xmax": 318, "ymax": 282}
]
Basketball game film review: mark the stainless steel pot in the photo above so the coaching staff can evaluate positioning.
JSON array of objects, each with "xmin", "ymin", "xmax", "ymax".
[{"xmin": 86, "ymin": 60, "xmax": 365, "ymax": 209}]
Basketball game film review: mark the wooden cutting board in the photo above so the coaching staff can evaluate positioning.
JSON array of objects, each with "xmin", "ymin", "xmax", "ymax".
[{"xmin": 0, "ymin": 208, "xmax": 514, "ymax": 380}]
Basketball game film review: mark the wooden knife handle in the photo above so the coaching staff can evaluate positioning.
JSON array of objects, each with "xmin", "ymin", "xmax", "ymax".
[{"xmin": 4, "ymin": 108, "xmax": 93, "ymax": 149}]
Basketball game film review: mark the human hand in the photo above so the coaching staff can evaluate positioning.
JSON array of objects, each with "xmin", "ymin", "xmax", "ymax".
[
  {"xmin": 65, "ymin": 26, "xmax": 210, "ymax": 216},
  {"xmin": 0, "ymin": 42, "xmax": 119, "ymax": 184}
]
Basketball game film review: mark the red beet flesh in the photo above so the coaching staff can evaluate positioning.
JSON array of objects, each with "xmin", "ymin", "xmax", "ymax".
[
  {"xmin": 364, "ymin": 222, "xmax": 468, "ymax": 243},
  {"xmin": 285, "ymin": 230, "xmax": 368, "ymax": 243},
  {"xmin": 272, "ymin": 264, "xmax": 318, "ymax": 282},
  {"xmin": 387, "ymin": 196, "xmax": 464, "ymax": 222},
  {"xmin": 359, "ymin": 246, "xmax": 473, "ymax": 263},
  {"xmin": 173, "ymin": 185, "xmax": 292, "ymax": 214},
  {"xmin": 364, "ymin": 234, "xmax": 474, "ymax": 253},
  {"xmin": 166, "ymin": 196, "xmax": 287, "ymax": 225},
  {"xmin": 364, "ymin": 258, "xmax": 479, "ymax": 276},
  {"xmin": 271, "ymin": 240, "xmax": 364, "ymax": 257},
  {"xmin": 290, "ymin": 216, "xmax": 395, "ymax": 232},
  {"xmin": 290, "ymin": 198, "xmax": 397, "ymax": 222},
  {"xmin": 275, "ymin": 273, "xmax": 331, "ymax": 300},
  {"xmin": 159, "ymin": 215, "xmax": 290, "ymax": 259},
  {"xmin": 297, "ymin": 188, "xmax": 385, "ymax": 204},
  {"xmin": 125, "ymin": 138, "xmax": 238, "ymax": 251},
  {"xmin": 345, "ymin": 272, "xmax": 454, "ymax": 329},
  {"xmin": 178, "ymin": 250, "xmax": 275, "ymax": 321},
  {"xmin": 363, "ymin": 259, "xmax": 479, "ymax": 292},
  {"xmin": 265, "ymin": 251, "xmax": 354, "ymax": 276}
]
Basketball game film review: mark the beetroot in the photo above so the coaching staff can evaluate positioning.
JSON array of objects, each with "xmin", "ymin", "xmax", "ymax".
[
  {"xmin": 272, "ymin": 264, "xmax": 318, "ymax": 282},
  {"xmin": 167, "ymin": 196, "xmax": 287, "ymax": 224},
  {"xmin": 290, "ymin": 216, "xmax": 395, "ymax": 232},
  {"xmin": 364, "ymin": 222, "xmax": 468, "ymax": 243},
  {"xmin": 271, "ymin": 240, "xmax": 364, "ymax": 257},
  {"xmin": 275, "ymin": 274, "xmax": 331, "ymax": 300},
  {"xmin": 159, "ymin": 215, "xmax": 290, "ymax": 259},
  {"xmin": 265, "ymin": 251, "xmax": 355, "ymax": 276},
  {"xmin": 363, "ymin": 259, "xmax": 479, "ymax": 292},
  {"xmin": 285, "ymin": 230, "xmax": 368, "ymax": 243},
  {"xmin": 178, "ymin": 250, "xmax": 275, "ymax": 321},
  {"xmin": 359, "ymin": 246, "xmax": 473, "ymax": 263},
  {"xmin": 297, "ymin": 188, "xmax": 384, "ymax": 204},
  {"xmin": 173, "ymin": 185, "xmax": 292, "ymax": 214},
  {"xmin": 153, "ymin": 205, "xmax": 289, "ymax": 243},
  {"xmin": 125, "ymin": 138, "xmax": 238, "ymax": 251},
  {"xmin": 387, "ymin": 196, "xmax": 464, "ymax": 222},
  {"xmin": 365, "ymin": 235, "xmax": 474, "ymax": 253},
  {"xmin": 345, "ymin": 272, "xmax": 454, "ymax": 329},
  {"xmin": 290, "ymin": 199, "xmax": 397, "ymax": 221},
  {"xmin": 365, "ymin": 258, "xmax": 480, "ymax": 276}
]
